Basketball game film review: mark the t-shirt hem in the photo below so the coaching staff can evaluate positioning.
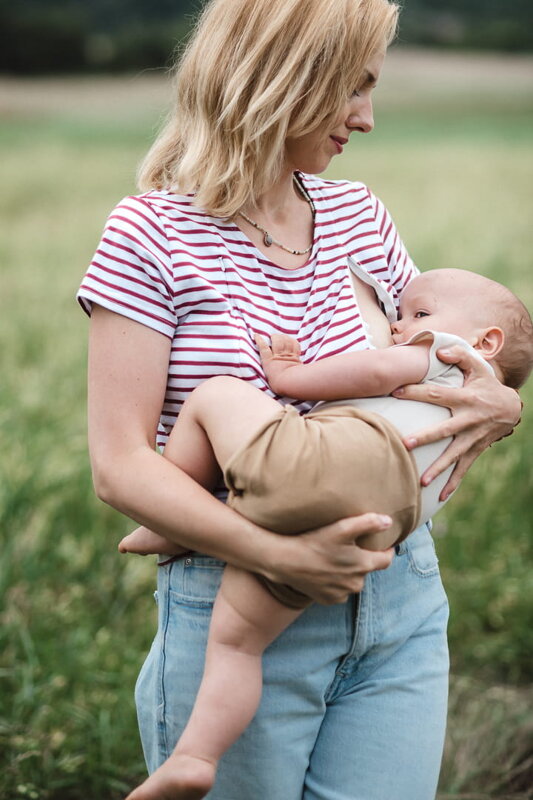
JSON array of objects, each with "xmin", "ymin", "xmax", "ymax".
[{"xmin": 76, "ymin": 289, "xmax": 175, "ymax": 340}]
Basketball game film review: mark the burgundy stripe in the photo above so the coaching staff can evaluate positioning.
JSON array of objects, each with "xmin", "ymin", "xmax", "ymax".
[
  {"xmin": 83, "ymin": 272, "xmax": 175, "ymax": 316},
  {"xmin": 79, "ymin": 285, "xmax": 175, "ymax": 335}
]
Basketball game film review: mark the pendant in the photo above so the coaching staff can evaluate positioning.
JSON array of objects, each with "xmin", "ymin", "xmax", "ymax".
[{"xmin": 264, "ymin": 232, "xmax": 273, "ymax": 247}]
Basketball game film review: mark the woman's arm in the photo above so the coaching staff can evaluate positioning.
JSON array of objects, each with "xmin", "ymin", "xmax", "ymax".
[
  {"xmin": 256, "ymin": 334, "xmax": 429, "ymax": 400},
  {"xmin": 88, "ymin": 306, "xmax": 393, "ymax": 604},
  {"xmin": 393, "ymin": 345, "xmax": 522, "ymax": 499}
]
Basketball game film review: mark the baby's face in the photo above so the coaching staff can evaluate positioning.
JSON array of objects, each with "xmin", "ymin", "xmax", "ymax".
[{"xmin": 392, "ymin": 271, "xmax": 478, "ymax": 344}]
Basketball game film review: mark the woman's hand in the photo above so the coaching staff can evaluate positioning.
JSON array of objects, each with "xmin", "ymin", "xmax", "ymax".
[
  {"xmin": 268, "ymin": 514, "xmax": 395, "ymax": 605},
  {"xmin": 393, "ymin": 345, "xmax": 522, "ymax": 500}
]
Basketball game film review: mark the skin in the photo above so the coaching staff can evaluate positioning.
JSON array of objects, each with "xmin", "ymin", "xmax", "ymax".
[
  {"xmin": 392, "ymin": 269, "xmax": 505, "ymax": 358},
  {"xmin": 236, "ymin": 51, "xmax": 384, "ymax": 271}
]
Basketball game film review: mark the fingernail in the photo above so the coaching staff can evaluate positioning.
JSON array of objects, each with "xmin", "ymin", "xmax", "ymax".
[
  {"xmin": 379, "ymin": 515, "xmax": 392, "ymax": 528},
  {"xmin": 405, "ymin": 437, "xmax": 417, "ymax": 448},
  {"xmin": 393, "ymin": 387, "xmax": 404, "ymax": 396},
  {"xmin": 422, "ymin": 474, "xmax": 432, "ymax": 486},
  {"xmin": 439, "ymin": 349, "xmax": 451, "ymax": 356}
]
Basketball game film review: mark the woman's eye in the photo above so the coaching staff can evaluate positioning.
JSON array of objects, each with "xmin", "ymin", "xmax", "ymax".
[
  {"xmin": 414, "ymin": 311, "xmax": 429, "ymax": 318},
  {"xmin": 352, "ymin": 89, "xmax": 361, "ymax": 97}
]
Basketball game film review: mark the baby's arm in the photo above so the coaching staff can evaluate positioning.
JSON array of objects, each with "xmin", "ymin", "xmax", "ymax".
[{"xmin": 256, "ymin": 334, "xmax": 430, "ymax": 401}]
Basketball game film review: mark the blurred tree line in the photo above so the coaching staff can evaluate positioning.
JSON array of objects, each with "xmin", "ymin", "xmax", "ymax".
[{"xmin": 0, "ymin": 0, "xmax": 531, "ymax": 75}]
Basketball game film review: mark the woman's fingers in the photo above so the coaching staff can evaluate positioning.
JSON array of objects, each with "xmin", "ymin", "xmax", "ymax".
[
  {"xmin": 337, "ymin": 512, "xmax": 394, "ymax": 547},
  {"xmin": 394, "ymin": 346, "xmax": 521, "ymax": 487},
  {"xmin": 286, "ymin": 514, "xmax": 395, "ymax": 604},
  {"xmin": 434, "ymin": 344, "xmax": 501, "ymax": 378},
  {"xmin": 401, "ymin": 411, "xmax": 476, "ymax": 450},
  {"xmin": 393, "ymin": 381, "xmax": 463, "ymax": 411},
  {"xmin": 437, "ymin": 446, "xmax": 485, "ymax": 499},
  {"xmin": 421, "ymin": 435, "xmax": 488, "ymax": 494}
]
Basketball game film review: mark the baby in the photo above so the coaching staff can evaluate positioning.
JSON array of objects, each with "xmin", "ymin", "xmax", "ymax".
[{"xmin": 123, "ymin": 268, "xmax": 532, "ymax": 800}]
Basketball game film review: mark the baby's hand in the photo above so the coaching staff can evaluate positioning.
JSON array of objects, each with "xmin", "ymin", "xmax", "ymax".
[
  {"xmin": 255, "ymin": 334, "xmax": 302, "ymax": 392},
  {"xmin": 255, "ymin": 333, "xmax": 302, "ymax": 363}
]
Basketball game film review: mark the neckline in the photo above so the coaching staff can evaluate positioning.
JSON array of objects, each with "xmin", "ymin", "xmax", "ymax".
[{"xmin": 226, "ymin": 172, "xmax": 319, "ymax": 273}]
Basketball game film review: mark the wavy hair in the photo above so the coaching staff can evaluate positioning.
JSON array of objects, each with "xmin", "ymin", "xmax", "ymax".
[{"xmin": 138, "ymin": 0, "xmax": 399, "ymax": 217}]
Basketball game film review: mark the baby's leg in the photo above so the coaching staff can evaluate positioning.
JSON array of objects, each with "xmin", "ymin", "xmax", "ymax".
[
  {"xmin": 126, "ymin": 566, "xmax": 304, "ymax": 800},
  {"xmin": 120, "ymin": 376, "xmax": 283, "ymax": 555}
]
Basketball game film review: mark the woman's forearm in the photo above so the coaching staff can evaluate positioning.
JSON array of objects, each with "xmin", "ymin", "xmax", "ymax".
[
  {"xmin": 94, "ymin": 444, "xmax": 394, "ymax": 604},
  {"xmin": 94, "ymin": 444, "xmax": 282, "ymax": 577}
]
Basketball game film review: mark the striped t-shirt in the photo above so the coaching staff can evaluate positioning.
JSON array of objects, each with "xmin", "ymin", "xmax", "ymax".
[{"xmin": 78, "ymin": 172, "xmax": 417, "ymax": 451}]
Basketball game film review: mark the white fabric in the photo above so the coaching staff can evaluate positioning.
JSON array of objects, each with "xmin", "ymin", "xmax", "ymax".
[{"xmin": 322, "ymin": 329, "xmax": 494, "ymax": 526}]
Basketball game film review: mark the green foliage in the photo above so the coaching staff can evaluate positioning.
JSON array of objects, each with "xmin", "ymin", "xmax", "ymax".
[
  {"xmin": 1, "ymin": 51, "xmax": 532, "ymax": 797},
  {"xmin": 399, "ymin": 0, "xmax": 533, "ymax": 52},
  {"xmin": 438, "ymin": 675, "xmax": 533, "ymax": 799},
  {"xmin": 0, "ymin": 0, "xmax": 193, "ymax": 74}
]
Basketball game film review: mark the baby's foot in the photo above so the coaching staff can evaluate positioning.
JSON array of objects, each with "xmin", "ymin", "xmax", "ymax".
[
  {"xmin": 118, "ymin": 526, "xmax": 187, "ymax": 557},
  {"xmin": 125, "ymin": 752, "xmax": 216, "ymax": 800}
]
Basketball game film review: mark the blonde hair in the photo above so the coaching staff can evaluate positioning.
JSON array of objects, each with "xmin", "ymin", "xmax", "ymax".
[{"xmin": 138, "ymin": 0, "xmax": 399, "ymax": 217}]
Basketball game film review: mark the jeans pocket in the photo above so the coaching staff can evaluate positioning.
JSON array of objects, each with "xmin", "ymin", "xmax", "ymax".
[
  {"xmin": 167, "ymin": 556, "xmax": 225, "ymax": 607},
  {"xmin": 406, "ymin": 525, "xmax": 440, "ymax": 577}
]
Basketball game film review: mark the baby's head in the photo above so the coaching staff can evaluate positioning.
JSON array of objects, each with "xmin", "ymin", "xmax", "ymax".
[{"xmin": 393, "ymin": 268, "xmax": 533, "ymax": 389}]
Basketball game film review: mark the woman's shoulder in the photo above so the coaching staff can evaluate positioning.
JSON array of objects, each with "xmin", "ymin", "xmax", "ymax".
[
  {"xmin": 298, "ymin": 173, "xmax": 376, "ymax": 212},
  {"xmin": 105, "ymin": 190, "xmax": 227, "ymax": 245},
  {"xmin": 116, "ymin": 189, "xmax": 213, "ymax": 222}
]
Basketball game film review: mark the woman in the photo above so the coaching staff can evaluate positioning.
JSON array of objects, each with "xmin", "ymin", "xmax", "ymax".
[{"xmin": 78, "ymin": 1, "xmax": 521, "ymax": 797}]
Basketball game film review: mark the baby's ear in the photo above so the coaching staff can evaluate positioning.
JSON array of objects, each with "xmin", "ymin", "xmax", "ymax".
[{"xmin": 475, "ymin": 326, "xmax": 505, "ymax": 360}]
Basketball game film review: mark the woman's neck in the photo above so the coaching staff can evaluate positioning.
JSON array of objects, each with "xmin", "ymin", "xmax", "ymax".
[
  {"xmin": 236, "ymin": 165, "xmax": 315, "ymax": 270},
  {"xmin": 243, "ymin": 167, "xmax": 301, "ymax": 222}
]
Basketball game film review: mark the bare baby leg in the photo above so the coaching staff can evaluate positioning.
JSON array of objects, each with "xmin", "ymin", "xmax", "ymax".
[
  {"xmin": 119, "ymin": 376, "xmax": 283, "ymax": 556},
  {"xmin": 126, "ymin": 566, "xmax": 303, "ymax": 800},
  {"xmin": 124, "ymin": 378, "xmax": 300, "ymax": 798}
]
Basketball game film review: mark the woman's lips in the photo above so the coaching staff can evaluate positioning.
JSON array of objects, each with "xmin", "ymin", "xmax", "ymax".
[{"xmin": 330, "ymin": 135, "xmax": 348, "ymax": 154}]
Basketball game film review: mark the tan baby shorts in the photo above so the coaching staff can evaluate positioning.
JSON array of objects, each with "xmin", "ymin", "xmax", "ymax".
[{"xmin": 223, "ymin": 403, "xmax": 421, "ymax": 608}]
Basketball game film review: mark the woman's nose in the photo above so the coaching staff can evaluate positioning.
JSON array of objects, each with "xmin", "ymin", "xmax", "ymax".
[{"xmin": 347, "ymin": 96, "xmax": 374, "ymax": 134}]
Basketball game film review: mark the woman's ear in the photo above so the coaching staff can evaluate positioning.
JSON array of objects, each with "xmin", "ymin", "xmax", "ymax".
[{"xmin": 474, "ymin": 326, "xmax": 505, "ymax": 360}]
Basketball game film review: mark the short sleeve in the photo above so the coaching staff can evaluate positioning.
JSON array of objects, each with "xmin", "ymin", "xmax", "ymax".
[
  {"xmin": 367, "ymin": 189, "xmax": 418, "ymax": 295},
  {"xmin": 77, "ymin": 195, "xmax": 177, "ymax": 339}
]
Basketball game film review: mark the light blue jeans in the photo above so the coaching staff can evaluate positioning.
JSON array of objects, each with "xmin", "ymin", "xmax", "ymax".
[{"xmin": 135, "ymin": 523, "xmax": 449, "ymax": 800}]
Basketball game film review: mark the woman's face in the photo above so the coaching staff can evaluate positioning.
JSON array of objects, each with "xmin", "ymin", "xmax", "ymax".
[{"xmin": 285, "ymin": 50, "xmax": 385, "ymax": 175}]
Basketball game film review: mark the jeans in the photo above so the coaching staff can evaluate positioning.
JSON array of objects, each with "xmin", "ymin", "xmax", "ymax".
[{"xmin": 135, "ymin": 523, "xmax": 449, "ymax": 800}]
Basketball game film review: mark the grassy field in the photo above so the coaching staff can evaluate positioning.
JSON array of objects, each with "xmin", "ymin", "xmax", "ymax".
[{"xmin": 1, "ymin": 48, "xmax": 532, "ymax": 799}]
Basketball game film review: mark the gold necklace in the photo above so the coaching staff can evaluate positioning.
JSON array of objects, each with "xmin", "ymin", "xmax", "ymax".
[{"xmin": 238, "ymin": 175, "xmax": 316, "ymax": 256}]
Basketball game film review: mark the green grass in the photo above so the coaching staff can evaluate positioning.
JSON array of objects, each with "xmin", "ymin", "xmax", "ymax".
[{"xmin": 1, "ymin": 50, "xmax": 532, "ymax": 798}]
